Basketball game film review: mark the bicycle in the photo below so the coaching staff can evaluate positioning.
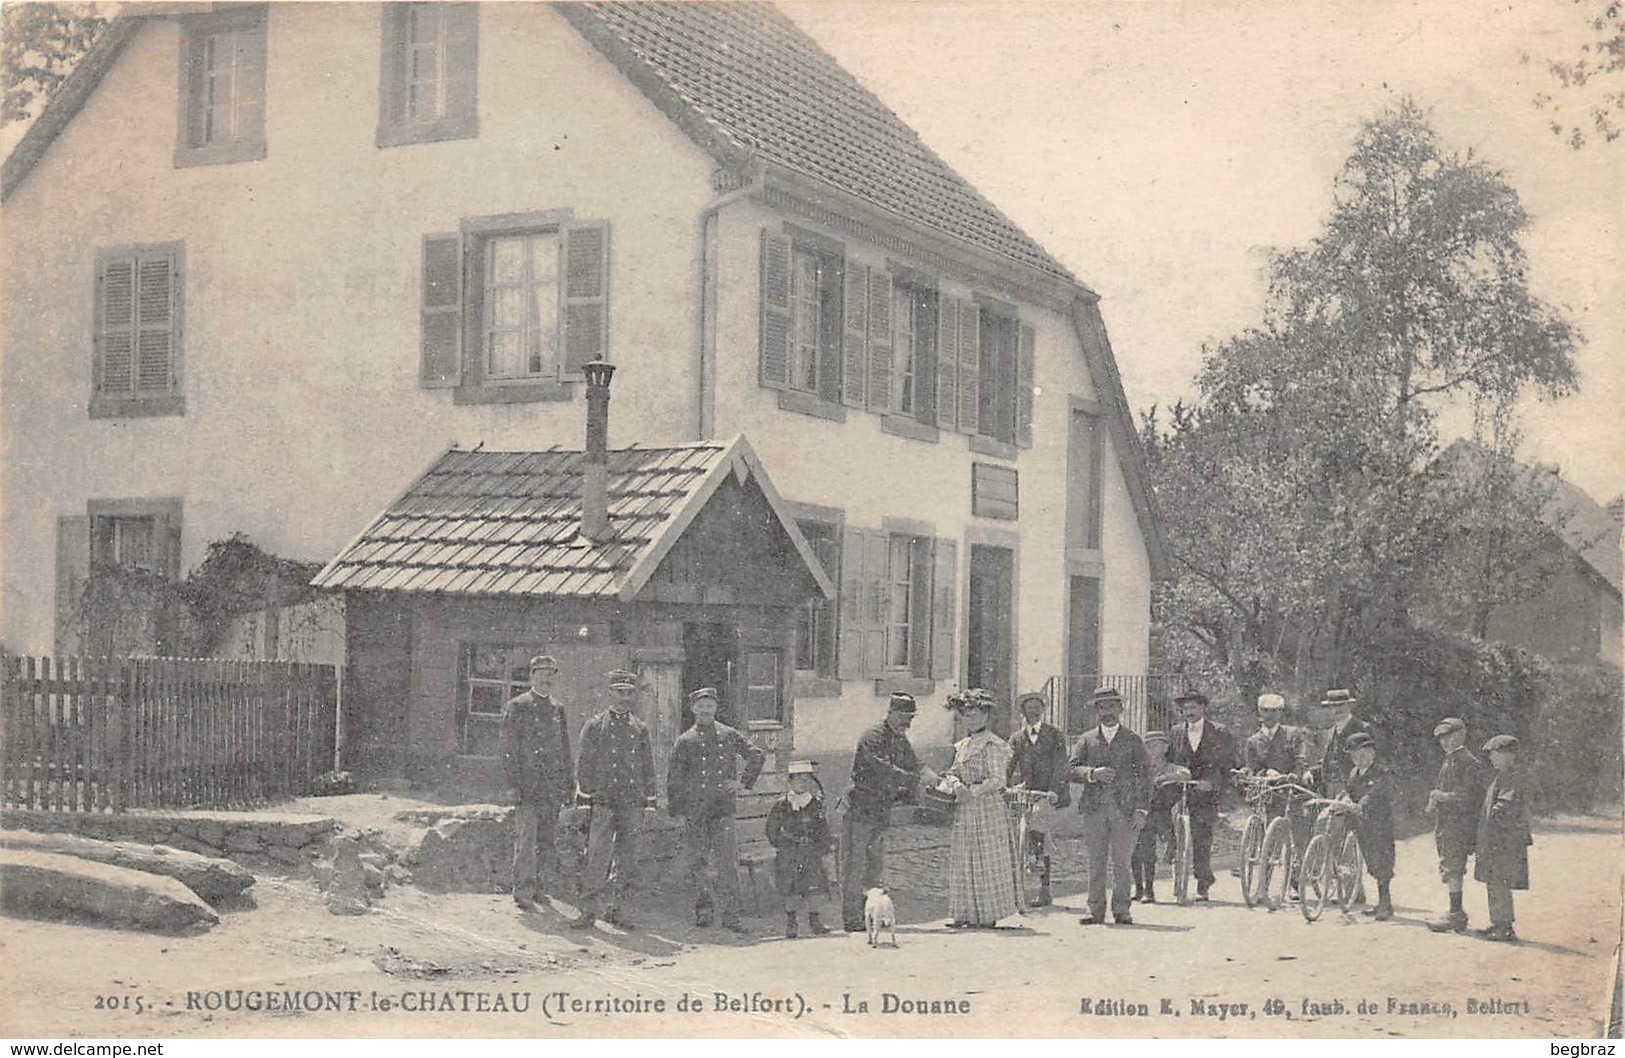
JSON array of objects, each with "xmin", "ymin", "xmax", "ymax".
[
  {"xmin": 1164, "ymin": 780, "xmax": 1199, "ymax": 905},
  {"xmin": 1297, "ymin": 796, "xmax": 1366, "ymax": 922},
  {"xmin": 1251, "ymin": 779, "xmax": 1322, "ymax": 911},
  {"xmin": 1233, "ymin": 772, "xmax": 1302, "ymax": 908},
  {"xmin": 1005, "ymin": 786, "xmax": 1059, "ymax": 909}
]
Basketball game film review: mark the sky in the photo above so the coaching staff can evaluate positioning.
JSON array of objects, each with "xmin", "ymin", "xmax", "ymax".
[{"xmin": 783, "ymin": 0, "xmax": 1625, "ymax": 504}]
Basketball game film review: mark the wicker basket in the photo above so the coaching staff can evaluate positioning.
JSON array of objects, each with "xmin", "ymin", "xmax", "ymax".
[{"xmin": 913, "ymin": 786, "xmax": 956, "ymax": 826}]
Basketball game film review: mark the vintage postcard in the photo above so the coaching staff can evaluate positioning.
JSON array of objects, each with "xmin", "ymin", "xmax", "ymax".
[{"xmin": 1, "ymin": 0, "xmax": 1620, "ymax": 1042}]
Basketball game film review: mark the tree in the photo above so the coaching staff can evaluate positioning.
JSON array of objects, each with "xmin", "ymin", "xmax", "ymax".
[
  {"xmin": 1145, "ymin": 99, "xmax": 1581, "ymax": 703},
  {"xmin": 1, "ymin": 3, "xmax": 108, "ymax": 127},
  {"xmin": 1527, "ymin": 0, "xmax": 1624, "ymax": 148}
]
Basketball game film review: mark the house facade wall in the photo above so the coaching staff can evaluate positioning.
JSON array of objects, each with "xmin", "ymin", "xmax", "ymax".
[{"xmin": 1484, "ymin": 557, "xmax": 1622, "ymax": 668}]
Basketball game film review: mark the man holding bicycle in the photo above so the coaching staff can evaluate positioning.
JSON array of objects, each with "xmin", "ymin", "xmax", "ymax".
[
  {"xmin": 1241, "ymin": 693, "xmax": 1299, "ymax": 820},
  {"xmin": 1166, "ymin": 690, "xmax": 1239, "ymax": 902},
  {"xmin": 1008, "ymin": 692, "xmax": 1072, "ymax": 906}
]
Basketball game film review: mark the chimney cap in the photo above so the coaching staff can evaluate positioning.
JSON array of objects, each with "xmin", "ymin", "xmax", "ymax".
[{"xmin": 583, "ymin": 360, "xmax": 616, "ymax": 388}]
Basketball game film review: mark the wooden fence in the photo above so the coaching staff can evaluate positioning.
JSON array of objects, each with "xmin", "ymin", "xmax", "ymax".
[{"xmin": 1, "ymin": 655, "xmax": 337, "ymax": 811}]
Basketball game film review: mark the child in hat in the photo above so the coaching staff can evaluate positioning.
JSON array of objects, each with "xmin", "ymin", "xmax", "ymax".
[
  {"xmin": 1343, "ymin": 731, "xmax": 1397, "ymax": 920},
  {"xmin": 766, "ymin": 760, "xmax": 834, "ymax": 938},
  {"xmin": 1131, "ymin": 731, "xmax": 1191, "ymax": 903},
  {"xmin": 1475, "ymin": 735, "xmax": 1533, "ymax": 943}
]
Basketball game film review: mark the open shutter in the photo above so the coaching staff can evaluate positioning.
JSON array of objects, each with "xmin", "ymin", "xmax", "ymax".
[
  {"xmin": 1017, "ymin": 321, "xmax": 1036, "ymax": 447},
  {"xmin": 181, "ymin": 32, "xmax": 208, "ymax": 147},
  {"xmin": 930, "ymin": 537, "xmax": 957, "ymax": 679},
  {"xmin": 841, "ymin": 261, "xmax": 868, "ymax": 407},
  {"xmin": 442, "ymin": 3, "xmax": 479, "ymax": 125},
  {"xmin": 866, "ymin": 268, "xmax": 893, "ymax": 412},
  {"xmin": 561, "ymin": 220, "xmax": 610, "ymax": 379},
  {"xmin": 98, "ymin": 257, "xmax": 136, "ymax": 396},
  {"xmin": 55, "ymin": 516, "xmax": 90, "ymax": 656},
  {"xmin": 420, "ymin": 233, "xmax": 463, "ymax": 387},
  {"xmin": 836, "ymin": 525, "xmax": 868, "ymax": 680},
  {"xmin": 234, "ymin": 17, "xmax": 267, "ymax": 147},
  {"xmin": 862, "ymin": 530, "xmax": 890, "ymax": 676},
  {"xmin": 957, "ymin": 300, "xmax": 980, "ymax": 435},
  {"xmin": 381, "ymin": 5, "xmax": 409, "ymax": 128},
  {"xmin": 936, "ymin": 296, "xmax": 959, "ymax": 432},
  {"xmin": 759, "ymin": 230, "xmax": 792, "ymax": 390},
  {"xmin": 136, "ymin": 253, "xmax": 176, "ymax": 393}
]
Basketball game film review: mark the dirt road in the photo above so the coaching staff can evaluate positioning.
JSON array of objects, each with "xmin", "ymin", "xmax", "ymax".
[{"xmin": 2, "ymin": 812, "xmax": 1618, "ymax": 1039}]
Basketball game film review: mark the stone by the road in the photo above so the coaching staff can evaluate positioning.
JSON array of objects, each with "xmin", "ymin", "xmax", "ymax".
[
  {"xmin": 0, "ymin": 829, "xmax": 254, "ymax": 906},
  {"xmin": 0, "ymin": 848, "xmax": 219, "ymax": 932},
  {"xmin": 325, "ymin": 835, "xmax": 370, "ymax": 916}
]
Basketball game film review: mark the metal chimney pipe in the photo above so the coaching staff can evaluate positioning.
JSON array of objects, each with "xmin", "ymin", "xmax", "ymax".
[{"xmin": 581, "ymin": 360, "xmax": 615, "ymax": 542}]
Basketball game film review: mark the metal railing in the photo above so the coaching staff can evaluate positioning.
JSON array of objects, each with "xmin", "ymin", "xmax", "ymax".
[{"xmin": 1038, "ymin": 674, "xmax": 1193, "ymax": 738}]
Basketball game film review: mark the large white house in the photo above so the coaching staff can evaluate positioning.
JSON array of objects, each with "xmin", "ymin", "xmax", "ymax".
[{"xmin": 1, "ymin": 2, "xmax": 1168, "ymax": 770}]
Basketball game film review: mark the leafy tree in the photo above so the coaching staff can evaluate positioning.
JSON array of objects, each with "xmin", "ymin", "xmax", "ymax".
[
  {"xmin": 1527, "ymin": 0, "xmax": 1624, "ymax": 148},
  {"xmin": 1, "ymin": 3, "xmax": 108, "ymax": 127},
  {"xmin": 1145, "ymin": 99, "xmax": 1581, "ymax": 704}
]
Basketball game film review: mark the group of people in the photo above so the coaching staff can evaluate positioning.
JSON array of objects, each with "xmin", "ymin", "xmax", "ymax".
[{"xmin": 503, "ymin": 655, "xmax": 1534, "ymax": 944}]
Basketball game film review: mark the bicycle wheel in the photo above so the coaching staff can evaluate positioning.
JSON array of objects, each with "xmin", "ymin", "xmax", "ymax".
[
  {"xmin": 1172, "ymin": 811, "xmax": 1194, "ymax": 905},
  {"xmin": 1015, "ymin": 812, "xmax": 1032, "ymax": 909},
  {"xmin": 1298, "ymin": 833, "xmax": 1331, "ymax": 922},
  {"xmin": 1240, "ymin": 814, "xmax": 1266, "ymax": 908},
  {"xmin": 1336, "ymin": 831, "xmax": 1365, "ymax": 913},
  {"xmin": 1259, "ymin": 817, "xmax": 1293, "ymax": 911}
]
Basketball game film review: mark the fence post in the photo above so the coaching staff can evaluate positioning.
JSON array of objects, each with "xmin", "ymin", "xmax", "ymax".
[{"xmin": 108, "ymin": 660, "xmax": 128, "ymax": 813}]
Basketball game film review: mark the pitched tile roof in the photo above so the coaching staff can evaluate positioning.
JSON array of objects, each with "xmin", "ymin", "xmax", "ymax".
[
  {"xmin": 312, "ymin": 437, "xmax": 835, "ymax": 602},
  {"xmin": 559, "ymin": 2, "xmax": 1077, "ymax": 284}
]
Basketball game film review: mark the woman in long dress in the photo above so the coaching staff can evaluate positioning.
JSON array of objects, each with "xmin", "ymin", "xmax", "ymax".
[{"xmin": 938, "ymin": 690, "xmax": 1022, "ymax": 927}]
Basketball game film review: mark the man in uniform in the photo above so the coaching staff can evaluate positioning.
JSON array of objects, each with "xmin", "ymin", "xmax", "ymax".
[
  {"xmin": 572, "ymin": 669, "xmax": 657, "ymax": 930},
  {"xmin": 1165, "ymin": 690, "xmax": 1238, "ymax": 901},
  {"xmin": 1307, "ymin": 689, "xmax": 1371, "ymax": 797},
  {"xmin": 1007, "ymin": 692, "xmax": 1072, "ymax": 906},
  {"xmin": 1068, "ymin": 685, "xmax": 1151, "ymax": 925},
  {"xmin": 1241, "ymin": 693, "xmax": 1299, "ymax": 821},
  {"xmin": 666, "ymin": 687, "xmax": 766, "ymax": 934},
  {"xmin": 840, "ymin": 692, "xmax": 940, "ymax": 932},
  {"xmin": 1425, "ymin": 717, "xmax": 1488, "ymax": 934},
  {"xmin": 499, "ymin": 654, "xmax": 575, "ymax": 912}
]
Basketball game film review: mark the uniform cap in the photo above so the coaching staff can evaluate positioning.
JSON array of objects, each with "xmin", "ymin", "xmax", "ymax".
[
  {"xmin": 529, "ymin": 654, "xmax": 558, "ymax": 671},
  {"xmin": 607, "ymin": 669, "xmax": 637, "ymax": 689},
  {"xmin": 888, "ymin": 692, "xmax": 917, "ymax": 713},
  {"xmin": 1257, "ymin": 693, "xmax": 1286, "ymax": 711},
  {"xmin": 1345, "ymin": 731, "xmax": 1377, "ymax": 751},
  {"xmin": 688, "ymin": 686, "xmax": 719, "ymax": 705},
  {"xmin": 787, "ymin": 760, "xmax": 817, "ymax": 775},
  {"xmin": 1483, "ymin": 734, "xmax": 1520, "ymax": 753},
  {"xmin": 1432, "ymin": 717, "xmax": 1466, "ymax": 738}
]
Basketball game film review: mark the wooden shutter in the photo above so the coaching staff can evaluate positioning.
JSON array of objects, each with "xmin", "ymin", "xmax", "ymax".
[
  {"xmin": 98, "ymin": 257, "xmax": 136, "ymax": 396},
  {"xmin": 759, "ymin": 230, "xmax": 792, "ymax": 390},
  {"xmin": 841, "ymin": 261, "xmax": 868, "ymax": 407},
  {"xmin": 916, "ymin": 294, "xmax": 939, "ymax": 425},
  {"xmin": 156, "ymin": 506, "xmax": 183, "ymax": 581},
  {"xmin": 936, "ymin": 296, "xmax": 959, "ymax": 431},
  {"xmin": 234, "ymin": 18, "xmax": 267, "ymax": 147},
  {"xmin": 442, "ymin": 3, "xmax": 479, "ymax": 123},
  {"xmin": 863, "ymin": 530, "xmax": 891, "ymax": 676},
  {"xmin": 55, "ymin": 515, "xmax": 90, "ymax": 656},
  {"xmin": 135, "ymin": 254, "xmax": 176, "ymax": 393},
  {"xmin": 817, "ymin": 259, "xmax": 842, "ymax": 405},
  {"xmin": 1017, "ymin": 322, "xmax": 1036, "ymax": 447},
  {"xmin": 182, "ymin": 32, "xmax": 208, "ymax": 148},
  {"xmin": 420, "ymin": 233, "xmax": 463, "ymax": 387},
  {"xmin": 836, "ymin": 524, "xmax": 868, "ymax": 680},
  {"xmin": 561, "ymin": 221, "xmax": 610, "ymax": 379},
  {"xmin": 866, "ymin": 268, "xmax": 893, "ymax": 412},
  {"xmin": 381, "ymin": 5, "xmax": 409, "ymax": 128},
  {"xmin": 930, "ymin": 537, "xmax": 957, "ymax": 679},
  {"xmin": 957, "ymin": 300, "xmax": 980, "ymax": 435}
]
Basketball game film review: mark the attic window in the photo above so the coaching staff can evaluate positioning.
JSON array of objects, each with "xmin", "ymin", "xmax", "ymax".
[
  {"xmin": 176, "ymin": 6, "xmax": 267, "ymax": 167},
  {"xmin": 378, "ymin": 3, "xmax": 479, "ymax": 148}
]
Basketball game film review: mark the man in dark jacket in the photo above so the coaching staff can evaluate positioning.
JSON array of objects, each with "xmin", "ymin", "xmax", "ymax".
[
  {"xmin": 500, "ymin": 654, "xmax": 574, "ymax": 911},
  {"xmin": 1068, "ymin": 686, "xmax": 1152, "ymax": 925},
  {"xmin": 572, "ymin": 669, "xmax": 657, "ymax": 930},
  {"xmin": 666, "ymin": 687, "xmax": 766, "ymax": 933},
  {"xmin": 1475, "ymin": 734, "xmax": 1534, "ymax": 943},
  {"xmin": 840, "ymin": 693, "xmax": 939, "ymax": 932},
  {"xmin": 1241, "ymin": 693, "xmax": 1299, "ymax": 820},
  {"xmin": 1166, "ymin": 690, "xmax": 1239, "ymax": 901},
  {"xmin": 1007, "ymin": 692, "xmax": 1071, "ymax": 906},
  {"xmin": 1344, "ymin": 731, "xmax": 1397, "ymax": 920},
  {"xmin": 1425, "ymin": 717, "xmax": 1489, "ymax": 934},
  {"xmin": 1309, "ymin": 689, "xmax": 1372, "ymax": 797}
]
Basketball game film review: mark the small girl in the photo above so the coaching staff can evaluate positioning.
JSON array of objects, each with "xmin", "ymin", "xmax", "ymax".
[{"xmin": 765, "ymin": 760, "xmax": 834, "ymax": 938}]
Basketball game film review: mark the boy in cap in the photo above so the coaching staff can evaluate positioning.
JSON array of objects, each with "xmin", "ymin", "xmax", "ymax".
[
  {"xmin": 667, "ymin": 687, "xmax": 766, "ymax": 934},
  {"xmin": 1130, "ymin": 730, "xmax": 1191, "ymax": 903},
  {"xmin": 572, "ymin": 669, "xmax": 657, "ymax": 929},
  {"xmin": 1475, "ymin": 735, "xmax": 1533, "ymax": 943},
  {"xmin": 766, "ymin": 760, "xmax": 834, "ymax": 938},
  {"xmin": 500, "ymin": 654, "xmax": 574, "ymax": 911},
  {"xmin": 840, "ymin": 692, "xmax": 940, "ymax": 932},
  {"xmin": 1343, "ymin": 731, "xmax": 1397, "ymax": 920},
  {"xmin": 1425, "ymin": 717, "xmax": 1488, "ymax": 933}
]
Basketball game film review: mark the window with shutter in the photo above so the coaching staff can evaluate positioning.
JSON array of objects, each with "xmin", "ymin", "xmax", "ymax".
[
  {"xmin": 1017, "ymin": 323, "xmax": 1036, "ymax": 448},
  {"xmin": 840, "ymin": 264, "xmax": 868, "ymax": 407},
  {"xmin": 561, "ymin": 222, "xmax": 610, "ymax": 379},
  {"xmin": 759, "ymin": 231, "xmax": 792, "ymax": 391},
  {"xmin": 793, "ymin": 517, "xmax": 841, "ymax": 678},
  {"xmin": 420, "ymin": 233, "xmax": 462, "ymax": 387},
  {"xmin": 956, "ymin": 300, "xmax": 980, "ymax": 436},
  {"xmin": 378, "ymin": 3, "xmax": 479, "ymax": 148},
  {"xmin": 929, "ymin": 537, "xmax": 957, "ymax": 679},
  {"xmin": 865, "ymin": 269, "xmax": 893, "ymax": 413},
  {"xmin": 892, "ymin": 279, "xmax": 938, "ymax": 423},
  {"xmin": 978, "ymin": 309, "xmax": 1020, "ymax": 445},
  {"xmin": 176, "ymin": 6, "xmax": 267, "ymax": 167},
  {"xmin": 82, "ymin": 498, "xmax": 184, "ymax": 656},
  {"xmin": 937, "ymin": 297, "xmax": 960, "ymax": 430},
  {"xmin": 92, "ymin": 244, "xmax": 184, "ymax": 419}
]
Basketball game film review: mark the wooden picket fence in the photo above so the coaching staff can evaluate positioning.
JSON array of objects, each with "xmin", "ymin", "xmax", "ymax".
[{"xmin": 0, "ymin": 655, "xmax": 337, "ymax": 811}]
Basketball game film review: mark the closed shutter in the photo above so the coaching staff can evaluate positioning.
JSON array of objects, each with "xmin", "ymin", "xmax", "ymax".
[
  {"xmin": 916, "ymin": 293, "xmax": 939, "ymax": 425},
  {"xmin": 1017, "ymin": 322, "xmax": 1036, "ymax": 447},
  {"xmin": 98, "ymin": 258, "xmax": 136, "ymax": 395},
  {"xmin": 420, "ymin": 233, "xmax": 463, "ymax": 387},
  {"xmin": 561, "ymin": 221, "xmax": 610, "ymax": 379},
  {"xmin": 55, "ymin": 515, "xmax": 90, "ymax": 656},
  {"xmin": 836, "ymin": 524, "xmax": 868, "ymax": 680},
  {"xmin": 930, "ymin": 537, "xmax": 957, "ymax": 679},
  {"xmin": 957, "ymin": 300, "xmax": 980, "ymax": 435},
  {"xmin": 759, "ymin": 230, "xmax": 792, "ymax": 390},
  {"xmin": 182, "ymin": 32, "xmax": 209, "ymax": 147},
  {"xmin": 442, "ymin": 3, "xmax": 479, "ymax": 123},
  {"xmin": 866, "ymin": 268, "xmax": 893, "ymax": 413},
  {"xmin": 841, "ymin": 261, "xmax": 868, "ymax": 407},
  {"xmin": 136, "ymin": 253, "xmax": 176, "ymax": 393},
  {"xmin": 936, "ymin": 295, "xmax": 959, "ymax": 431}
]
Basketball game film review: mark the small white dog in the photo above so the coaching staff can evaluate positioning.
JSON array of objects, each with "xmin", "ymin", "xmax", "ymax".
[{"xmin": 864, "ymin": 886, "xmax": 897, "ymax": 947}]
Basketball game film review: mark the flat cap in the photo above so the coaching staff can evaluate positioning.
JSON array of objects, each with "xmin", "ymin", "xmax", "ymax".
[
  {"xmin": 1175, "ymin": 690, "xmax": 1210, "ymax": 706},
  {"xmin": 888, "ymin": 692, "xmax": 917, "ymax": 713},
  {"xmin": 1091, "ymin": 685, "xmax": 1123, "ymax": 702},
  {"xmin": 1432, "ymin": 717, "xmax": 1466, "ymax": 738},
  {"xmin": 607, "ymin": 669, "xmax": 637, "ymax": 689},
  {"xmin": 529, "ymin": 654, "xmax": 558, "ymax": 670},
  {"xmin": 1257, "ymin": 693, "xmax": 1286, "ymax": 711},
  {"xmin": 1345, "ymin": 731, "xmax": 1377, "ymax": 751},
  {"xmin": 688, "ymin": 686, "xmax": 719, "ymax": 704},
  {"xmin": 1483, "ymin": 734, "xmax": 1520, "ymax": 753}
]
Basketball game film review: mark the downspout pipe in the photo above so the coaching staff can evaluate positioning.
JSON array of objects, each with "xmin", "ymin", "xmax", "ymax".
[{"xmin": 696, "ymin": 169, "xmax": 764, "ymax": 441}]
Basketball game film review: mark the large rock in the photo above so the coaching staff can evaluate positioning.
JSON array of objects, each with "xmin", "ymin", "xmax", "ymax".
[
  {"xmin": 0, "ymin": 830, "xmax": 254, "ymax": 906},
  {"xmin": 0, "ymin": 849, "xmax": 219, "ymax": 932},
  {"xmin": 407, "ymin": 810, "xmax": 515, "ymax": 893}
]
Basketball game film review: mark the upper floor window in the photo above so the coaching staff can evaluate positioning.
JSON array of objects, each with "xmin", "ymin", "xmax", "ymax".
[
  {"xmin": 789, "ymin": 246, "xmax": 839, "ymax": 395},
  {"xmin": 378, "ymin": 3, "xmax": 478, "ymax": 148},
  {"xmin": 892, "ymin": 280, "xmax": 938, "ymax": 419},
  {"xmin": 794, "ymin": 517, "xmax": 841, "ymax": 678},
  {"xmin": 92, "ymin": 243, "xmax": 185, "ymax": 419},
  {"xmin": 978, "ymin": 308, "xmax": 1020, "ymax": 444},
  {"xmin": 418, "ymin": 213, "xmax": 609, "ymax": 403},
  {"xmin": 177, "ymin": 6, "xmax": 267, "ymax": 167}
]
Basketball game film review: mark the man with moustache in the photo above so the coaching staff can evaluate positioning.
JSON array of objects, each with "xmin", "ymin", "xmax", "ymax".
[
  {"xmin": 1068, "ymin": 686, "xmax": 1152, "ymax": 926},
  {"xmin": 1165, "ymin": 690, "xmax": 1239, "ymax": 902}
]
